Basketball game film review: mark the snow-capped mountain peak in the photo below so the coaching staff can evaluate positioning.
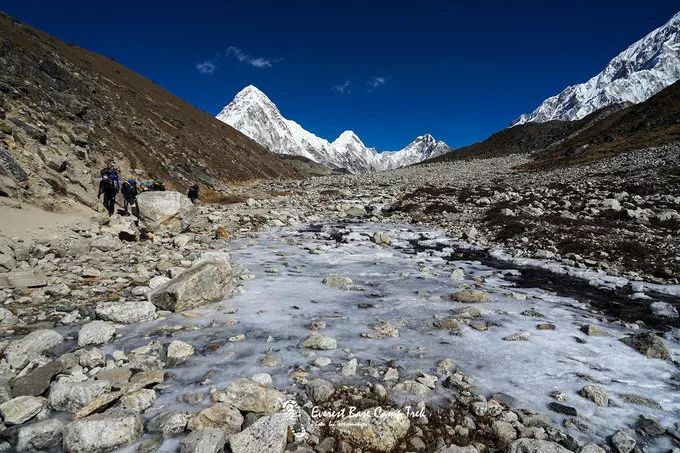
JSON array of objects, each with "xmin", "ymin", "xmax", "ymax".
[
  {"xmin": 333, "ymin": 130, "xmax": 365, "ymax": 148},
  {"xmin": 216, "ymin": 86, "xmax": 453, "ymax": 172},
  {"xmin": 513, "ymin": 11, "xmax": 680, "ymax": 125}
]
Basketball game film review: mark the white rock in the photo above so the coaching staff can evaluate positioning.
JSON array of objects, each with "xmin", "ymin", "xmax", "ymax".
[{"xmin": 78, "ymin": 321, "xmax": 116, "ymax": 347}]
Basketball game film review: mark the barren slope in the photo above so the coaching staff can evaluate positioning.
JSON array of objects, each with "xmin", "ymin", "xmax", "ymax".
[{"xmin": 0, "ymin": 12, "xmax": 304, "ymax": 210}]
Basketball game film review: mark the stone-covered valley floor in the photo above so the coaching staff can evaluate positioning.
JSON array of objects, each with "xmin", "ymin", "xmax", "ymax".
[{"xmin": 0, "ymin": 146, "xmax": 679, "ymax": 453}]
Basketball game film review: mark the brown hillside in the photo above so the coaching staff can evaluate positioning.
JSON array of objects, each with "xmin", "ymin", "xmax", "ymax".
[{"xmin": 0, "ymin": 12, "xmax": 304, "ymax": 210}]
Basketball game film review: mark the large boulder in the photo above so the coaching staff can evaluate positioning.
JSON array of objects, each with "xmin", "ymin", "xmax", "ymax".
[
  {"xmin": 149, "ymin": 261, "xmax": 233, "ymax": 312},
  {"xmin": 62, "ymin": 411, "xmax": 142, "ymax": 452},
  {"xmin": 331, "ymin": 408, "xmax": 410, "ymax": 452},
  {"xmin": 136, "ymin": 191, "xmax": 196, "ymax": 234}
]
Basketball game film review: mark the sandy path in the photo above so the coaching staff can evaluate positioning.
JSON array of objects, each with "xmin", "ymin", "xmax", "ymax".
[{"xmin": 0, "ymin": 202, "xmax": 97, "ymax": 240}]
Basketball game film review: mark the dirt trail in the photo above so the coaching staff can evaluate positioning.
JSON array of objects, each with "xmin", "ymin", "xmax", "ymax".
[{"xmin": 0, "ymin": 202, "xmax": 96, "ymax": 240}]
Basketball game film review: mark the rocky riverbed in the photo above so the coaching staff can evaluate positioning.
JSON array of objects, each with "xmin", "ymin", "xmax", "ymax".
[{"xmin": 0, "ymin": 148, "xmax": 679, "ymax": 453}]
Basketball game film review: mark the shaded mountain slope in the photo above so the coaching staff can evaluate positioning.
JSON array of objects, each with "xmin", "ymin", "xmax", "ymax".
[
  {"xmin": 426, "ymin": 81, "xmax": 679, "ymax": 169},
  {"xmin": 525, "ymin": 80, "xmax": 680, "ymax": 169},
  {"xmin": 0, "ymin": 12, "xmax": 303, "ymax": 210}
]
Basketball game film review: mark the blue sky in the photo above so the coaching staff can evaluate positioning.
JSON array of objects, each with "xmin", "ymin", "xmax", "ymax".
[{"xmin": 2, "ymin": 1, "xmax": 678, "ymax": 150}]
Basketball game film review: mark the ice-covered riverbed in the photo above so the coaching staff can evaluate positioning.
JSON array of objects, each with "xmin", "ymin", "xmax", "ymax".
[{"xmin": 112, "ymin": 222, "xmax": 679, "ymax": 449}]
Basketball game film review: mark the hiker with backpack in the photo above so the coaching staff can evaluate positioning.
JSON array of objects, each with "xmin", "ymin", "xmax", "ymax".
[
  {"xmin": 98, "ymin": 175, "xmax": 118, "ymax": 216},
  {"xmin": 100, "ymin": 163, "xmax": 121, "ymax": 192},
  {"xmin": 151, "ymin": 179, "xmax": 166, "ymax": 191},
  {"xmin": 187, "ymin": 182, "xmax": 199, "ymax": 205},
  {"xmin": 121, "ymin": 177, "xmax": 138, "ymax": 216}
]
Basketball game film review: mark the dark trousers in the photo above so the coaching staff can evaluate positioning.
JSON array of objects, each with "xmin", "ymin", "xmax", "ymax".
[
  {"xmin": 104, "ymin": 195, "xmax": 115, "ymax": 215},
  {"xmin": 124, "ymin": 197, "xmax": 136, "ymax": 215}
]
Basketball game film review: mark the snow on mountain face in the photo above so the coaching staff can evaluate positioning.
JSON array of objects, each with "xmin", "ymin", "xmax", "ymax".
[
  {"xmin": 216, "ymin": 86, "xmax": 452, "ymax": 173},
  {"xmin": 513, "ymin": 11, "xmax": 680, "ymax": 125}
]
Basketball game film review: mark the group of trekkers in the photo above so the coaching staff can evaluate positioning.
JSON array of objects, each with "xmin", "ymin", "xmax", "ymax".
[{"xmin": 97, "ymin": 163, "xmax": 200, "ymax": 216}]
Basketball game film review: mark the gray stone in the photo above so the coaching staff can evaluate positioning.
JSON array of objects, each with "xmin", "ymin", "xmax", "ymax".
[
  {"xmin": 331, "ymin": 408, "xmax": 409, "ymax": 452},
  {"xmin": 503, "ymin": 331, "xmax": 530, "ymax": 341},
  {"xmin": 492, "ymin": 420, "xmax": 517, "ymax": 447},
  {"xmin": 4, "ymin": 329, "xmax": 64, "ymax": 369},
  {"xmin": 321, "ymin": 275, "xmax": 362, "ymax": 291},
  {"xmin": 78, "ymin": 321, "xmax": 116, "ymax": 347},
  {"xmin": 0, "ymin": 382, "xmax": 12, "ymax": 404},
  {"xmin": 79, "ymin": 348, "xmax": 106, "ymax": 368},
  {"xmin": 0, "ymin": 395, "xmax": 46, "ymax": 425},
  {"xmin": 578, "ymin": 385, "xmax": 608, "ymax": 406},
  {"xmin": 11, "ymin": 360, "xmax": 63, "ymax": 396},
  {"xmin": 580, "ymin": 324, "xmax": 612, "ymax": 336},
  {"xmin": 578, "ymin": 444, "xmax": 606, "ymax": 453},
  {"xmin": 187, "ymin": 403, "xmax": 244, "ymax": 434},
  {"xmin": 547, "ymin": 402, "xmax": 577, "ymax": 416},
  {"xmin": 634, "ymin": 414, "xmax": 665, "ymax": 437},
  {"xmin": 137, "ymin": 191, "xmax": 197, "ymax": 233},
  {"xmin": 341, "ymin": 358, "xmax": 358, "ymax": 376},
  {"xmin": 371, "ymin": 232, "xmax": 391, "ymax": 246},
  {"xmin": 650, "ymin": 301, "xmax": 678, "ymax": 318},
  {"xmin": 211, "ymin": 379, "xmax": 286, "ymax": 414},
  {"xmin": 508, "ymin": 439, "xmax": 571, "ymax": 453},
  {"xmin": 620, "ymin": 332, "xmax": 671, "ymax": 360},
  {"xmin": 306, "ymin": 379, "xmax": 334, "ymax": 403},
  {"xmin": 0, "ymin": 307, "xmax": 18, "ymax": 325},
  {"xmin": 451, "ymin": 288, "xmax": 491, "ymax": 303},
  {"xmin": 167, "ymin": 340, "xmax": 195, "ymax": 364},
  {"xmin": 229, "ymin": 412, "xmax": 292, "ymax": 453},
  {"xmin": 95, "ymin": 367, "xmax": 131, "ymax": 388},
  {"xmin": 146, "ymin": 410, "xmax": 191, "ymax": 434},
  {"xmin": 116, "ymin": 388, "xmax": 156, "ymax": 413},
  {"xmin": 92, "ymin": 236, "xmax": 122, "ymax": 252},
  {"xmin": 106, "ymin": 215, "xmax": 140, "ymax": 241},
  {"xmin": 181, "ymin": 428, "xmax": 226, "ymax": 453},
  {"xmin": 48, "ymin": 380, "xmax": 111, "ymax": 413},
  {"xmin": 345, "ymin": 206, "xmax": 366, "ymax": 217},
  {"xmin": 298, "ymin": 333, "xmax": 337, "ymax": 350},
  {"xmin": 618, "ymin": 393, "xmax": 661, "ymax": 409},
  {"xmin": 95, "ymin": 301, "xmax": 157, "ymax": 324},
  {"xmin": 393, "ymin": 380, "xmax": 431, "ymax": 396},
  {"xmin": 149, "ymin": 261, "xmax": 233, "ymax": 312},
  {"xmin": 62, "ymin": 411, "xmax": 142, "ymax": 452},
  {"xmin": 610, "ymin": 429, "xmax": 636, "ymax": 453},
  {"xmin": 16, "ymin": 419, "xmax": 64, "ymax": 452},
  {"xmin": 436, "ymin": 446, "xmax": 478, "ymax": 453}
]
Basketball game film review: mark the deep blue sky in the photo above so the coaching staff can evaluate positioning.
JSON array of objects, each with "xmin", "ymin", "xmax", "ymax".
[{"xmin": 2, "ymin": 1, "xmax": 678, "ymax": 150}]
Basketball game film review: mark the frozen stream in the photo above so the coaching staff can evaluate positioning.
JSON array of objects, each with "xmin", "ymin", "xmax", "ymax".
[{"xmin": 112, "ymin": 222, "xmax": 679, "ymax": 449}]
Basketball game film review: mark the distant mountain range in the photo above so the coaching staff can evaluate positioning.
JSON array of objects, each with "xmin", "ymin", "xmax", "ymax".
[
  {"xmin": 216, "ymin": 86, "xmax": 452, "ymax": 173},
  {"xmin": 514, "ymin": 11, "xmax": 680, "ymax": 125}
]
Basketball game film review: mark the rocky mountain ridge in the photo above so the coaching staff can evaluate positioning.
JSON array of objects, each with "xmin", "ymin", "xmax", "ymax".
[{"xmin": 514, "ymin": 11, "xmax": 680, "ymax": 125}]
